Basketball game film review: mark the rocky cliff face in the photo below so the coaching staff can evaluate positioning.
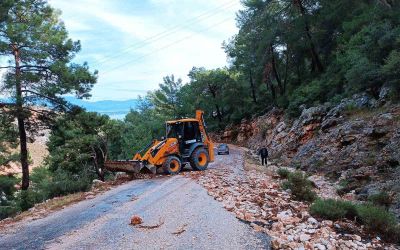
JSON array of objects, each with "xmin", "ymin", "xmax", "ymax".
[{"xmin": 220, "ymin": 90, "xmax": 400, "ymax": 218}]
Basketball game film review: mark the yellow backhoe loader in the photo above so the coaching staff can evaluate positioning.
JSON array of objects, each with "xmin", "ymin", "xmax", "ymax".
[{"xmin": 104, "ymin": 110, "xmax": 214, "ymax": 175}]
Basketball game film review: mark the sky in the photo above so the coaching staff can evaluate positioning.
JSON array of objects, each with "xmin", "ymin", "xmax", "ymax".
[{"xmin": 46, "ymin": 0, "xmax": 242, "ymax": 101}]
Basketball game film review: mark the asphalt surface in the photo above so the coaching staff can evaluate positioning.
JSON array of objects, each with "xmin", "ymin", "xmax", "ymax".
[{"xmin": 0, "ymin": 147, "xmax": 270, "ymax": 250}]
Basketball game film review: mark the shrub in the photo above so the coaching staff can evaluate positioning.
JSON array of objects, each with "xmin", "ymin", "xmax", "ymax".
[
  {"xmin": 282, "ymin": 171, "xmax": 316, "ymax": 202},
  {"xmin": 42, "ymin": 169, "xmax": 92, "ymax": 198},
  {"xmin": 0, "ymin": 175, "xmax": 20, "ymax": 220},
  {"xmin": 50, "ymin": 173, "xmax": 91, "ymax": 197},
  {"xmin": 368, "ymin": 192, "xmax": 392, "ymax": 209},
  {"xmin": 310, "ymin": 199, "xmax": 400, "ymax": 243},
  {"xmin": 0, "ymin": 205, "xmax": 19, "ymax": 220},
  {"xmin": 259, "ymin": 123, "xmax": 271, "ymax": 138},
  {"xmin": 0, "ymin": 167, "xmax": 94, "ymax": 221},
  {"xmin": 310, "ymin": 199, "xmax": 358, "ymax": 220},
  {"xmin": 0, "ymin": 175, "xmax": 18, "ymax": 197},
  {"xmin": 277, "ymin": 168, "xmax": 290, "ymax": 179},
  {"xmin": 357, "ymin": 204, "xmax": 399, "ymax": 243},
  {"xmin": 16, "ymin": 190, "xmax": 41, "ymax": 211},
  {"xmin": 27, "ymin": 167, "xmax": 92, "ymax": 205}
]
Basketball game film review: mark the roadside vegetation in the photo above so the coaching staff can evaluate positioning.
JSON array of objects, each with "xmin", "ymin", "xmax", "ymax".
[
  {"xmin": 274, "ymin": 168, "xmax": 400, "ymax": 243},
  {"xmin": 276, "ymin": 168, "xmax": 290, "ymax": 179},
  {"xmin": 311, "ymin": 199, "xmax": 400, "ymax": 243},
  {"xmin": 281, "ymin": 171, "xmax": 316, "ymax": 202}
]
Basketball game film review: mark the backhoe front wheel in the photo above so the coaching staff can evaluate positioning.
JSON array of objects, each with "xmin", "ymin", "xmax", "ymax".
[
  {"xmin": 190, "ymin": 147, "xmax": 209, "ymax": 171},
  {"xmin": 163, "ymin": 156, "xmax": 182, "ymax": 175}
]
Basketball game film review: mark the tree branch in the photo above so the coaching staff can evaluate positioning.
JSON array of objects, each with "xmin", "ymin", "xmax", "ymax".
[
  {"xmin": 21, "ymin": 90, "xmax": 70, "ymax": 110},
  {"xmin": 20, "ymin": 65, "xmax": 50, "ymax": 70},
  {"xmin": 24, "ymin": 106, "xmax": 57, "ymax": 117},
  {"xmin": 0, "ymin": 102, "xmax": 16, "ymax": 108},
  {"xmin": 0, "ymin": 65, "xmax": 50, "ymax": 70}
]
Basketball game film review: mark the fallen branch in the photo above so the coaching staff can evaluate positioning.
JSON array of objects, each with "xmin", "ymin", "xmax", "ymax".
[
  {"xmin": 172, "ymin": 223, "xmax": 188, "ymax": 235},
  {"xmin": 137, "ymin": 218, "xmax": 165, "ymax": 229}
]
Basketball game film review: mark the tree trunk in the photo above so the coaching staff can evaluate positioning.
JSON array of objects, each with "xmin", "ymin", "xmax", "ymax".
[
  {"xmin": 249, "ymin": 69, "xmax": 257, "ymax": 104},
  {"xmin": 293, "ymin": 0, "xmax": 323, "ymax": 73},
  {"xmin": 270, "ymin": 43, "xmax": 284, "ymax": 95},
  {"xmin": 296, "ymin": 62, "xmax": 302, "ymax": 85},
  {"xmin": 207, "ymin": 83, "xmax": 223, "ymax": 127},
  {"xmin": 13, "ymin": 45, "xmax": 30, "ymax": 190},
  {"xmin": 215, "ymin": 104, "xmax": 222, "ymax": 123},
  {"xmin": 268, "ymin": 81, "xmax": 277, "ymax": 101},
  {"xmin": 262, "ymin": 62, "xmax": 276, "ymax": 101},
  {"xmin": 92, "ymin": 150, "xmax": 104, "ymax": 181},
  {"xmin": 283, "ymin": 48, "xmax": 290, "ymax": 93}
]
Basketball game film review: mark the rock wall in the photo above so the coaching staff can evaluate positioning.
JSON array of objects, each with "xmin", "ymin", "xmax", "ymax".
[
  {"xmin": 222, "ymin": 92, "xmax": 399, "ymax": 171},
  {"xmin": 220, "ymin": 91, "xmax": 400, "ymax": 218}
]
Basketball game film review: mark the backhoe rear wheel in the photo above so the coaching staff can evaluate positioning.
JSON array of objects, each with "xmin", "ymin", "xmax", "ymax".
[
  {"xmin": 190, "ymin": 147, "xmax": 209, "ymax": 171},
  {"xmin": 163, "ymin": 156, "xmax": 182, "ymax": 175}
]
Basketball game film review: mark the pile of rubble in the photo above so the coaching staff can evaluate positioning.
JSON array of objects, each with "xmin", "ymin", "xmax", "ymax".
[{"xmin": 184, "ymin": 161, "xmax": 396, "ymax": 249}]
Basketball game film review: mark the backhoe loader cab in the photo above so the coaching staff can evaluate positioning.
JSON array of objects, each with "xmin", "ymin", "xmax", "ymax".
[{"xmin": 104, "ymin": 110, "xmax": 214, "ymax": 175}]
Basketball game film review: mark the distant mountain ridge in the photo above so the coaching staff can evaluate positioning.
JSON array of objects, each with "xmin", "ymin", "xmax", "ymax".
[
  {"xmin": 65, "ymin": 97, "xmax": 138, "ymax": 119},
  {"xmin": 0, "ymin": 96, "xmax": 138, "ymax": 119},
  {"xmin": 65, "ymin": 97, "xmax": 138, "ymax": 112}
]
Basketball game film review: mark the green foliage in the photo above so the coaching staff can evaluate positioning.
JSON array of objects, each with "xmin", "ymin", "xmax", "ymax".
[
  {"xmin": 259, "ymin": 123, "xmax": 271, "ymax": 138},
  {"xmin": 47, "ymin": 109, "xmax": 120, "ymax": 181},
  {"xmin": 282, "ymin": 171, "xmax": 316, "ymax": 202},
  {"xmin": 30, "ymin": 166, "xmax": 92, "ymax": 200},
  {"xmin": 382, "ymin": 50, "xmax": 400, "ymax": 100},
  {"xmin": 0, "ymin": 205, "xmax": 19, "ymax": 220},
  {"xmin": 149, "ymin": 75, "xmax": 183, "ymax": 118},
  {"xmin": 111, "ymin": 97, "xmax": 166, "ymax": 160},
  {"xmin": 0, "ymin": 175, "xmax": 20, "ymax": 219},
  {"xmin": 0, "ymin": 0, "xmax": 97, "ymax": 189},
  {"xmin": 311, "ymin": 199, "xmax": 400, "ymax": 243},
  {"xmin": 92, "ymin": 0, "xmax": 400, "ymax": 142},
  {"xmin": 220, "ymin": 0, "xmax": 400, "ymax": 118},
  {"xmin": 0, "ymin": 175, "xmax": 18, "ymax": 198},
  {"xmin": 0, "ymin": 0, "xmax": 98, "ymax": 104},
  {"xmin": 186, "ymin": 67, "xmax": 239, "ymax": 130},
  {"xmin": 0, "ymin": 110, "xmax": 18, "ymax": 169},
  {"xmin": 0, "ymin": 166, "xmax": 93, "ymax": 220},
  {"xmin": 368, "ymin": 192, "xmax": 392, "ymax": 209},
  {"xmin": 357, "ymin": 204, "xmax": 399, "ymax": 243},
  {"xmin": 277, "ymin": 168, "xmax": 290, "ymax": 179},
  {"xmin": 310, "ymin": 199, "xmax": 358, "ymax": 221},
  {"xmin": 16, "ymin": 190, "xmax": 40, "ymax": 211}
]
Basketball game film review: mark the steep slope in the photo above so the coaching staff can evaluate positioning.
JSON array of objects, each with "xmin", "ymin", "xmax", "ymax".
[{"xmin": 220, "ymin": 90, "xmax": 400, "ymax": 219}]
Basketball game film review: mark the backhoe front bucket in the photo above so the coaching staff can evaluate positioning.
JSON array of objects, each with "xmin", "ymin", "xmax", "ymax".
[{"xmin": 104, "ymin": 160, "xmax": 156, "ymax": 174}]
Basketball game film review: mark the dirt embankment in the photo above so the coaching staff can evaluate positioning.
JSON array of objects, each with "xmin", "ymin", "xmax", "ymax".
[
  {"xmin": 0, "ymin": 131, "xmax": 49, "ymax": 175},
  {"xmin": 218, "ymin": 90, "xmax": 400, "ymax": 219}
]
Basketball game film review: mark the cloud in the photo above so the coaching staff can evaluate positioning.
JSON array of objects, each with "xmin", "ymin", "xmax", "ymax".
[{"xmin": 47, "ymin": 0, "xmax": 242, "ymax": 101}]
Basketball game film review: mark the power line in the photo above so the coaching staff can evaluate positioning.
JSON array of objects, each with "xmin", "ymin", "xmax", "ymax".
[
  {"xmin": 90, "ymin": 1, "xmax": 237, "ymax": 66},
  {"xmin": 101, "ymin": 17, "xmax": 233, "ymax": 76},
  {"xmin": 91, "ymin": 2, "xmax": 236, "ymax": 66}
]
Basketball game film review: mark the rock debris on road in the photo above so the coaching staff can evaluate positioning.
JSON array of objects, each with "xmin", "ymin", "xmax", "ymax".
[{"xmin": 0, "ymin": 147, "xmax": 270, "ymax": 250}]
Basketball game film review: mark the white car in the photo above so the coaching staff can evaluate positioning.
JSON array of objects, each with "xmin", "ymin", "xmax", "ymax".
[{"xmin": 217, "ymin": 144, "xmax": 229, "ymax": 155}]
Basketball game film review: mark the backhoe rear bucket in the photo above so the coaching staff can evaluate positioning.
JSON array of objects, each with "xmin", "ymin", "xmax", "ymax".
[{"xmin": 104, "ymin": 160, "xmax": 156, "ymax": 174}]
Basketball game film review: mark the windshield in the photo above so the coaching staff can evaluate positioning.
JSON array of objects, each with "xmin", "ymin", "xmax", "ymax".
[{"xmin": 166, "ymin": 123, "xmax": 183, "ymax": 138}]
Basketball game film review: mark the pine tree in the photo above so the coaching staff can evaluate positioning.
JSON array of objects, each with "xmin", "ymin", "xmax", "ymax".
[{"xmin": 0, "ymin": 0, "xmax": 97, "ymax": 189}]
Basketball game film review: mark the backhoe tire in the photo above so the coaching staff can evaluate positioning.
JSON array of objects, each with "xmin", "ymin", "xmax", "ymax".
[
  {"xmin": 190, "ymin": 147, "xmax": 209, "ymax": 171},
  {"xmin": 163, "ymin": 156, "xmax": 182, "ymax": 175}
]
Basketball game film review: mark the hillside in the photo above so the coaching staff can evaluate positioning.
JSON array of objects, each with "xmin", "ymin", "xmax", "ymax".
[{"xmin": 219, "ymin": 88, "xmax": 400, "ymax": 220}]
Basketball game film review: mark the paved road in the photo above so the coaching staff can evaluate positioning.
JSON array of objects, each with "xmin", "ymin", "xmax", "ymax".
[{"xmin": 0, "ymin": 147, "xmax": 270, "ymax": 250}]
